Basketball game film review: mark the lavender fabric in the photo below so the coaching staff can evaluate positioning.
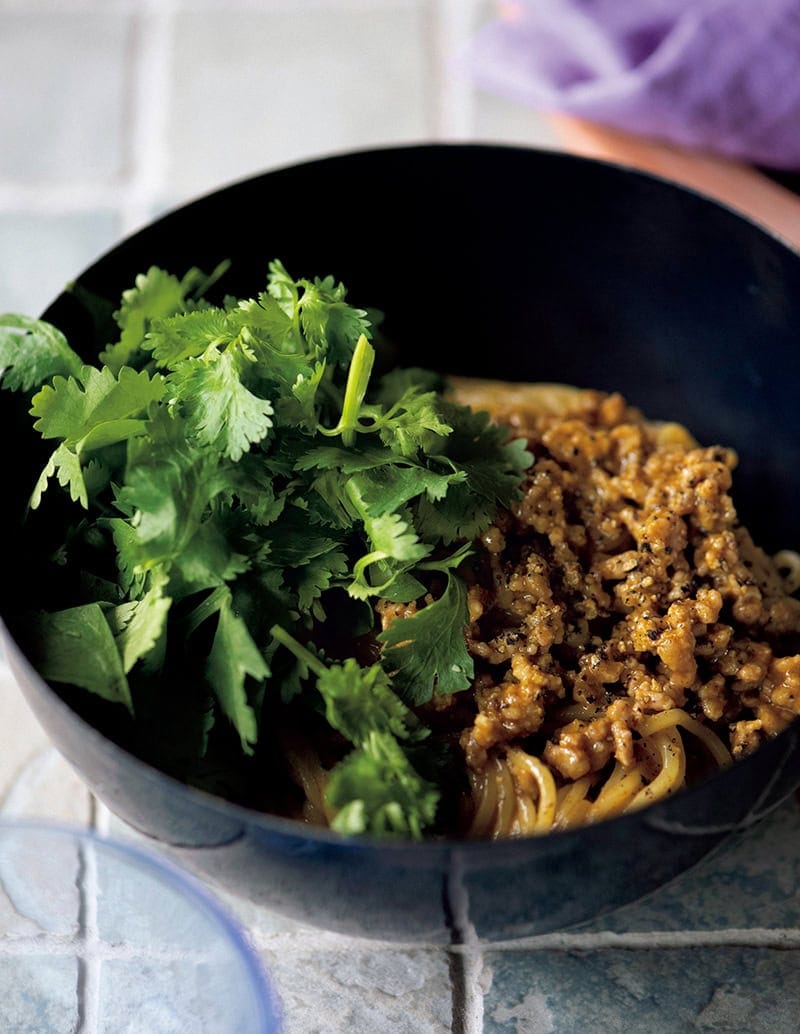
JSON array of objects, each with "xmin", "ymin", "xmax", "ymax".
[{"xmin": 464, "ymin": 0, "xmax": 800, "ymax": 169}]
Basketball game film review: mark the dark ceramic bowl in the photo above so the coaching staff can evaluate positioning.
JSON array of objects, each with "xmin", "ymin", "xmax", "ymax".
[{"xmin": 2, "ymin": 143, "xmax": 800, "ymax": 944}]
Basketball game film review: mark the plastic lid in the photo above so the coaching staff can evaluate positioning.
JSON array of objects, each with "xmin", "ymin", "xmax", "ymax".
[{"xmin": 0, "ymin": 819, "xmax": 282, "ymax": 1032}]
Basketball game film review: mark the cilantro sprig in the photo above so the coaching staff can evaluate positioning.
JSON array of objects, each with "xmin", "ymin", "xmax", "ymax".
[
  {"xmin": 0, "ymin": 260, "xmax": 532, "ymax": 839},
  {"xmin": 270, "ymin": 625, "xmax": 437, "ymax": 837}
]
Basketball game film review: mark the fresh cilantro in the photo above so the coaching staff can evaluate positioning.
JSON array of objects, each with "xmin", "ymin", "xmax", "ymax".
[
  {"xmin": 205, "ymin": 589, "xmax": 269, "ymax": 755},
  {"xmin": 377, "ymin": 566, "xmax": 474, "ymax": 704},
  {"xmin": 0, "ymin": 314, "xmax": 83, "ymax": 392},
  {"xmin": 271, "ymin": 627, "xmax": 437, "ymax": 838},
  {"xmin": 326, "ymin": 733, "xmax": 439, "ymax": 839},
  {"xmin": 23, "ymin": 603, "xmax": 133, "ymax": 712},
  {"xmin": 167, "ymin": 346, "xmax": 274, "ymax": 461},
  {"xmin": 106, "ymin": 569, "xmax": 171, "ymax": 675},
  {"xmin": 102, "ymin": 265, "xmax": 205, "ymax": 372},
  {"xmin": 1, "ymin": 259, "xmax": 533, "ymax": 839}
]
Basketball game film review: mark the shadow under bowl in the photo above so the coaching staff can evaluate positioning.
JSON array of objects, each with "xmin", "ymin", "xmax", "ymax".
[{"xmin": 2, "ymin": 143, "xmax": 800, "ymax": 944}]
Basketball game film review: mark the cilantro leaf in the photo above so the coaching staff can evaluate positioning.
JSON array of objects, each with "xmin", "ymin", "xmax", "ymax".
[
  {"xmin": 378, "ymin": 571, "xmax": 474, "ymax": 704},
  {"xmin": 374, "ymin": 388, "xmax": 453, "ymax": 457},
  {"xmin": 115, "ymin": 434, "xmax": 225, "ymax": 570},
  {"xmin": 348, "ymin": 510, "xmax": 432, "ymax": 600},
  {"xmin": 327, "ymin": 732, "xmax": 438, "ymax": 839},
  {"xmin": 316, "ymin": 657, "xmax": 426, "ymax": 746},
  {"xmin": 205, "ymin": 590, "xmax": 269, "ymax": 754},
  {"xmin": 30, "ymin": 366, "xmax": 166, "ymax": 450},
  {"xmin": 30, "ymin": 442, "xmax": 98, "ymax": 511},
  {"xmin": 146, "ymin": 308, "xmax": 231, "ymax": 369},
  {"xmin": 101, "ymin": 266, "xmax": 188, "ymax": 372},
  {"xmin": 168, "ymin": 346, "xmax": 274, "ymax": 461},
  {"xmin": 24, "ymin": 604, "xmax": 133, "ymax": 711},
  {"xmin": 268, "ymin": 261, "xmax": 371, "ymax": 367},
  {"xmin": 0, "ymin": 315, "xmax": 83, "ymax": 392},
  {"xmin": 107, "ymin": 571, "xmax": 171, "ymax": 674},
  {"xmin": 416, "ymin": 402, "xmax": 532, "ymax": 544}
]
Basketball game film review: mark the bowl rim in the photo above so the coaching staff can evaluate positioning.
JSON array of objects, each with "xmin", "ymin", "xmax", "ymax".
[{"xmin": 87, "ymin": 138, "xmax": 800, "ymax": 262}]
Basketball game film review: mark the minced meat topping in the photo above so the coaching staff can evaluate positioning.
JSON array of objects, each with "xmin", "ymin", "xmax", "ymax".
[{"xmin": 449, "ymin": 382, "xmax": 800, "ymax": 782}]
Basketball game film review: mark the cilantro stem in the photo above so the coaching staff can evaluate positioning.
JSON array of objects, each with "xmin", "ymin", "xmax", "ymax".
[
  {"xmin": 270, "ymin": 624, "xmax": 326, "ymax": 678},
  {"xmin": 339, "ymin": 333, "xmax": 374, "ymax": 447},
  {"xmin": 184, "ymin": 586, "xmax": 229, "ymax": 637}
]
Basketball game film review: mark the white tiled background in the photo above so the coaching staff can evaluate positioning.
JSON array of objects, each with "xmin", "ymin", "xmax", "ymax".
[{"xmin": 3, "ymin": 3, "xmax": 800, "ymax": 1033}]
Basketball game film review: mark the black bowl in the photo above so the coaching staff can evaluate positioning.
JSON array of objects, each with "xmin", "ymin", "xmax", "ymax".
[{"xmin": 3, "ymin": 143, "xmax": 800, "ymax": 944}]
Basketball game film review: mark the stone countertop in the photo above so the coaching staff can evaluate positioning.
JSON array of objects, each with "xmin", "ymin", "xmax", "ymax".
[{"xmin": 2, "ymin": 658, "xmax": 800, "ymax": 1033}]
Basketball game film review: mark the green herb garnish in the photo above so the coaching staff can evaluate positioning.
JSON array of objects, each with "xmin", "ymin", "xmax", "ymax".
[{"xmin": 0, "ymin": 260, "xmax": 532, "ymax": 838}]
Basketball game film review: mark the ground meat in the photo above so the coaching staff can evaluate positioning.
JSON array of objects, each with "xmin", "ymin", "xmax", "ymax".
[{"xmin": 447, "ymin": 383, "xmax": 800, "ymax": 786}]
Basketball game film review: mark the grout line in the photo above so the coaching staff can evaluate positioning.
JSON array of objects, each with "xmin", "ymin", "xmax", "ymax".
[
  {"xmin": 443, "ymin": 855, "xmax": 484, "ymax": 1034},
  {"xmin": 462, "ymin": 926, "xmax": 800, "ymax": 953},
  {"xmin": 246, "ymin": 923, "xmax": 800, "ymax": 956},
  {"xmin": 118, "ymin": 0, "xmax": 177, "ymax": 236},
  {"xmin": 442, "ymin": 871, "xmax": 469, "ymax": 1034},
  {"xmin": 0, "ymin": 936, "xmax": 220, "ymax": 963},
  {"xmin": 427, "ymin": 0, "xmax": 479, "ymax": 139},
  {"xmin": 75, "ymin": 836, "xmax": 101, "ymax": 1034},
  {"xmin": 90, "ymin": 796, "xmax": 112, "ymax": 838}
]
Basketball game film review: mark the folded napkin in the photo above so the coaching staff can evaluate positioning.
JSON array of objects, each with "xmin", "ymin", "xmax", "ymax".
[{"xmin": 465, "ymin": 0, "xmax": 800, "ymax": 169}]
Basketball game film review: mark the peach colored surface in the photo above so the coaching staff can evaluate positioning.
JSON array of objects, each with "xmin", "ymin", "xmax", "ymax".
[{"xmin": 547, "ymin": 114, "xmax": 800, "ymax": 251}]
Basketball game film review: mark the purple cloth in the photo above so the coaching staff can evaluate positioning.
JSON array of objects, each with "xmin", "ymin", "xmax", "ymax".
[{"xmin": 464, "ymin": 0, "xmax": 800, "ymax": 169}]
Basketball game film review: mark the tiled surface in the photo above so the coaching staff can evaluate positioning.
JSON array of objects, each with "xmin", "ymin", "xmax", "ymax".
[
  {"xmin": 0, "ymin": 211, "xmax": 120, "ymax": 318},
  {"xmin": 1, "ymin": 3, "xmax": 799, "ymax": 1033},
  {"xmin": 483, "ymin": 947, "xmax": 800, "ymax": 1034},
  {"xmin": 167, "ymin": 6, "xmax": 433, "ymax": 199},
  {"xmin": 0, "ymin": 10, "xmax": 133, "ymax": 185}
]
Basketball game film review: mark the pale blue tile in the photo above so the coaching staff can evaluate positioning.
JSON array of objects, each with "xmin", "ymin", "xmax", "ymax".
[
  {"xmin": 167, "ymin": 7, "xmax": 432, "ymax": 199},
  {"xmin": 483, "ymin": 946, "xmax": 800, "ymax": 1033},
  {"xmin": 0, "ymin": 957, "xmax": 79, "ymax": 1034},
  {"xmin": 587, "ymin": 796, "xmax": 800, "ymax": 933},
  {"xmin": 472, "ymin": 91, "xmax": 559, "ymax": 150},
  {"xmin": 98, "ymin": 957, "xmax": 274, "ymax": 1034},
  {"xmin": 261, "ymin": 946, "xmax": 452, "ymax": 1034},
  {"xmin": 0, "ymin": 11, "xmax": 133, "ymax": 183},
  {"xmin": 0, "ymin": 210, "xmax": 120, "ymax": 316}
]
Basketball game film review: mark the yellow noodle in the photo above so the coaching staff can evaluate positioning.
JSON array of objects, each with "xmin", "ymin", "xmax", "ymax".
[
  {"xmin": 494, "ymin": 755, "xmax": 517, "ymax": 836},
  {"xmin": 282, "ymin": 735, "xmax": 334, "ymax": 825},
  {"xmin": 624, "ymin": 728, "xmax": 686, "ymax": 814},
  {"xmin": 466, "ymin": 766, "xmax": 498, "ymax": 838},
  {"xmin": 512, "ymin": 792, "xmax": 539, "ymax": 837},
  {"xmin": 447, "ymin": 377, "xmax": 585, "ymax": 419},
  {"xmin": 589, "ymin": 764, "xmax": 648, "ymax": 823},
  {"xmin": 554, "ymin": 775, "xmax": 595, "ymax": 831},
  {"xmin": 506, "ymin": 749, "xmax": 558, "ymax": 833},
  {"xmin": 637, "ymin": 709, "xmax": 733, "ymax": 768}
]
